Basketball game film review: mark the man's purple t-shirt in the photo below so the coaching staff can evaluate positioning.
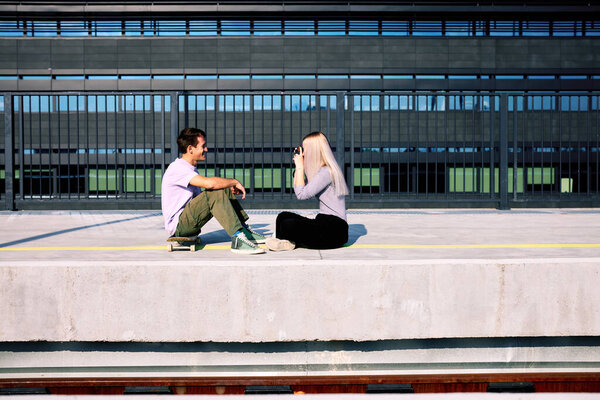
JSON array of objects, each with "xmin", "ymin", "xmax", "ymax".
[{"xmin": 161, "ymin": 158, "xmax": 203, "ymax": 235}]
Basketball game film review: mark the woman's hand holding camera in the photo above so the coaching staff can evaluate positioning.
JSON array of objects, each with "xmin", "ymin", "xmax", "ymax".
[{"xmin": 293, "ymin": 146, "xmax": 304, "ymax": 168}]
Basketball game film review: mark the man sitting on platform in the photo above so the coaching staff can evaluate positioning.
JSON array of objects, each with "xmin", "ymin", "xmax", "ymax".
[{"xmin": 161, "ymin": 127, "xmax": 266, "ymax": 254}]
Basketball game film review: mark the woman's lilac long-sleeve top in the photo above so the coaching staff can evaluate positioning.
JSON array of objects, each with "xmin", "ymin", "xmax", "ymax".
[{"xmin": 293, "ymin": 166, "xmax": 346, "ymax": 221}]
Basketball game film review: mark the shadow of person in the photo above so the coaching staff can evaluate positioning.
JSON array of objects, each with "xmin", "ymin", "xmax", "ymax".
[{"xmin": 346, "ymin": 223, "xmax": 367, "ymax": 246}]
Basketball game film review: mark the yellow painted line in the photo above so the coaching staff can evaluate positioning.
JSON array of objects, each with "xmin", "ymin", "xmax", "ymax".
[
  {"xmin": 345, "ymin": 243, "xmax": 600, "ymax": 249},
  {"xmin": 0, "ymin": 245, "xmax": 232, "ymax": 251},
  {"xmin": 1, "ymin": 243, "xmax": 600, "ymax": 251}
]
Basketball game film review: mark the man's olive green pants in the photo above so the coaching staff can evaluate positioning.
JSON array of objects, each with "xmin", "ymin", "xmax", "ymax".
[{"xmin": 174, "ymin": 188, "xmax": 248, "ymax": 237}]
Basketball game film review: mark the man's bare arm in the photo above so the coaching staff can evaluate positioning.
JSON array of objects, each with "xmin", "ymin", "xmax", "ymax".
[{"xmin": 189, "ymin": 175, "xmax": 246, "ymax": 199}]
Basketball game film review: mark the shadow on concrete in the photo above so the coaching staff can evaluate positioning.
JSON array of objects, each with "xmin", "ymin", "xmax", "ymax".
[
  {"xmin": 0, "ymin": 213, "xmax": 161, "ymax": 248},
  {"xmin": 347, "ymin": 224, "xmax": 368, "ymax": 245},
  {"xmin": 198, "ymin": 224, "xmax": 272, "ymax": 245}
]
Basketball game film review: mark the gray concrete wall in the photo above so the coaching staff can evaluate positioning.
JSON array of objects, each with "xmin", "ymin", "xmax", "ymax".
[{"xmin": 1, "ymin": 259, "xmax": 599, "ymax": 342}]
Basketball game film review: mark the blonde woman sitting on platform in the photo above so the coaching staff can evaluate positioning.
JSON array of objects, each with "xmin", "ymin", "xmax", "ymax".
[{"xmin": 266, "ymin": 131, "xmax": 349, "ymax": 251}]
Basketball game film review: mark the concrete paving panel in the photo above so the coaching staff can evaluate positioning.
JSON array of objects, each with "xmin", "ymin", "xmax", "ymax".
[{"xmin": 1, "ymin": 210, "xmax": 600, "ymax": 343}]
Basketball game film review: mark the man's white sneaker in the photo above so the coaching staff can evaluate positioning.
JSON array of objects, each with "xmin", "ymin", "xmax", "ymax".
[{"xmin": 231, "ymin": 233, "xmax": 265, "ymax": 254}]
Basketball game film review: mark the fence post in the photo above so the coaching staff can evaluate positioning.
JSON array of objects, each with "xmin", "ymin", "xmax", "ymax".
[
  {"xmin": 170, "ymin": 93, "xmax": 179, "ymax": 161},
  {"xmin": 4, "ymin": 93, "xmax": 14, "ymax": 211},
  {"xmin": 335, "ymin": 92, "xmax": 345, "ymax": 173},
  {"xmin": 499, "ymin": 93, "xmax": 509, "ymax": 210}
]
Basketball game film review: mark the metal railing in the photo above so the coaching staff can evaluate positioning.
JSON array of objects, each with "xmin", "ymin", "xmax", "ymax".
[{"xmin": 2, "ymin": 92, "xmax": 599, "ymax": 210}]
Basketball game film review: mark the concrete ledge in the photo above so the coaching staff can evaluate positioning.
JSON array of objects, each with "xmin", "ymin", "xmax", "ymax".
[{"xmin": 2, "ymin": 259, "xmax": 600, "ymax": 342}]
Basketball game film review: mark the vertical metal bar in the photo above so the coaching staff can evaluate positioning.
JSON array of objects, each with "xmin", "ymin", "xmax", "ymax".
[
  {"xmin": 151, "ymin": 94, "xmax": 156, "ymax": 197},
  {"xmin": 39, "ymin": 96, "xmax": 43, "ymax": 198},
  {"xmin": 499, "ymin": 93, "xmax": 509, "ymax": 210},
  {"xmin": 335, "ymin": 92, "xmax": 345, "ymax": 179},
  {"xmin": 124, "ymin": 95, "xmax": 128, "ymax": 199},
  {"xmin": 114, "ymin": 95, "xmax": 118, "ymax": 198},
  {"xmin": 77, "ymin": 95, "xmax": 81, "ymax": 199},
  {"xmin": 587, "ymin": 94, "xmax": 591, "ymax": 196},
  {"xmin": 350, "ymin": 94, "xmax": 355, "ymax": 199},
  {"xmin": 161, "ymin": 95, "xmax": 166, "ymax": 176},
  {"xmin": 416, "ymin": 94, "xmax": 420, "ymax": 195},
  {"xmin": 558, "ymin": 95, "xmax": 563, "ymax": 198},
  {"xmin": 513, "ymin": 96, "xmax": 518, "ymax": 201},
  {"xmin": 390, "ymin": 95, "xmax": 399, "ymax": 193},
  {"xmin": 66, "ymin": 96, "xmax": 71, "ymax": 198},
  {"xmin": 471, "ymin": 96, "xmax": 476, "ymax": 199},
  {"xmin": 18, "ymin": 95, "xmax": 23, "ymax": 203},
  {"xmin": 596, "ymin": 96, "xmax": 600, "ymax": 194},
  {"xmin": 133, "ymin": 95, "xmax": 138, "ymax": 197},
  {"xmin": 489, "ymin": 96, "xmax": 495, "ymax": 199},
  {"xmin": 425, "ymin": 94, "xmax": 429, "ymax": 198},
  {"xmin": 170, "ymin": 93, "xmax": 179, "ymax": 162},
  {"xmin": 408, "ymin": 95, "xmax": 412, "ymax": 194},
  {"xmin": 28, "ymin": 95, "xmax": 32, "ymax": 198},
  {"xmin": 4, "ymin": 93, "xmax": 14, "ymax": 210}
]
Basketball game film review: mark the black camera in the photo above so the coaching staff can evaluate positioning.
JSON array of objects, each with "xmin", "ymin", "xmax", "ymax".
[{"xmin": 293, "ymin": 146, "xmax": 303, "ymax": 156}]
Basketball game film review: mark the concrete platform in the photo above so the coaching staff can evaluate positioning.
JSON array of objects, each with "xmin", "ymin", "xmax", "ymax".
[{"xmin": 1, "ymin": 209, "xmax": 600, "ymax": 343}]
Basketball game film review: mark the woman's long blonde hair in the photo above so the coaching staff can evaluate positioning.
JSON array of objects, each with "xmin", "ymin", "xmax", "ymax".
[{"xmin": 302, "ymin": 132, "xmax": 349, "ymax": 197}]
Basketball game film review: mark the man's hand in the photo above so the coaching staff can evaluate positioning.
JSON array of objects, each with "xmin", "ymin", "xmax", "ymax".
[{"xmin": 232, "ymin": 180, "xmax": 246, "ymax": 199}]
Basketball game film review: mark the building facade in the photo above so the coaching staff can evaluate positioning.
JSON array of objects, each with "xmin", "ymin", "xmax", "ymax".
[{"xmin": 1, "ymin": 1, "xmax": 599, "ymax": 209}]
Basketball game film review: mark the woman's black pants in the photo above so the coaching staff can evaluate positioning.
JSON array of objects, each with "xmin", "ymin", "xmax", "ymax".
[{"xmin": 275, "ymin": 211, "xmax": 348, "ymax": 249}]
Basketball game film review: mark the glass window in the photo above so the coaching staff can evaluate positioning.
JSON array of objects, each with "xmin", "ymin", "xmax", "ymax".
[
  {"xmin": 318, "ymin": 75, "xmax": 349, "ymax": 79},
  {"xmin": 60, "ymin": 21, "xmax": 88, "ymax": 36},
  {"xmin": 121, "ymin": 75, "xmax": 151, "ymax": 80},
  {"xmin": 413, "ymin": 21, "xmax": 442, "ymax": 36},
  {"xmin": 284, "ymin": 20, "xmax": 314, "ymax": 36},
  {"xmin": 57, "ymin": 95, "xmax": 85, "ymax": 112},
  {"xmin": 55, "ymin": 75, "xmax": 84, "ymax": 80},
  {"xmin": 349, "ymin": 20, "xmax": 378, "ymax": 36},
  {"xmin": 28, "ymin": 21, "xmax": 57, "ymax": 37},
  {"xmin": 22, "ymin": 76, "xmax": 51, "ymax": 80},
  {"xmin": 0, "ymin": 21, "xmax": 24, "ymax": 37},
  {"xmin": 285, "ymin": 75, "xmax": 315, "ymax": 79},
  {"xmin": 552, "ymin": 21, "xmax": 584, "ymax": 37},
  {"xmin": 490, "ymin": 21, "xmax": 517, "ymax": 37},
  {"xmin": 350, "ymin": 75, "xmax": 380, "ymax": 79},
  {"xmin": 88, "ymin": 75, "xmax": 118, "ymax": 80},
  {"xmin": 523, "ymin": 21, "xmax": 549, "ymax": 37},
  {"xmin": 157, "ymin": 20, "xmax": 186, "ymax": 36},
  {"xmin": 352, "ymin": 95, "xmax": 380, "ymax": 111},
  {"xmin": 218, "ymin": 75, "xmax": 250, "ymax": 79},
  {"xmin": 585, "ymin": 21, "xmax": 600, "ymax": 36},
  {"xmin": 381, "ymin": 21, "xmax": 409, "ymax": 36},
  {"xmin": 253, "ymin": 95, "xmax": 282, "ymax": 111},
  {"xmin": 153, "ymin": 75, "xmax": 184, "ymax": 79},
  {"xmin": 254, "ymin": 20, "xmax": 281, "ymax": 36},
  {"xmin": 0, "ymin": 76, "xmax": 18, "ymax": 80},
  {"xmin": 186, "ymin": 75, "xmax": 217, "ymax": 79},
  {"xmin": 219, "ymin": 95, "xmax": 251, "ymax": 112},
  {"xmin": 496, "ymin": 75, "xmax": 524, "ymax": 79},
  {"xmin": 222, "ymin": 20, "xmax": 250, "ymax": 36},
  {"xmin": 92, "ymin": 21, "xmax": 122, "ymax": 36},
  {"xmin": 446, "ymin": 21, "xmax": 472, "ymax": 37},
  {"xmin": 124, "ymin": 21, "xmax": 141, "ymax": 36},
  {"xmin": 318, "ymin": 21, "xmax": 345, "ymax": 36},
  {"xmin": 252, "ymin": 75, "xmax": 283, "ymax": 79},
  {"xmin": 189, "ymin": 20, "xmax": 217, "ymax": 36}
]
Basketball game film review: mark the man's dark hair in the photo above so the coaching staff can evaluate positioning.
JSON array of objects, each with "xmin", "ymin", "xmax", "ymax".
[{"xmin": 177, "ymin": 128, "xmax": 206, "ymax": 154}]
